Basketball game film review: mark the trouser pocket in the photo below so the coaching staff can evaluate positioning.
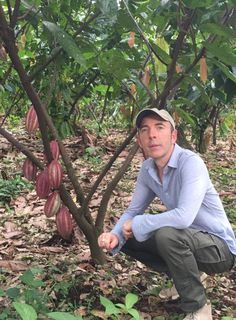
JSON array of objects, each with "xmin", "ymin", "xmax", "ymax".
[{"xmin": 192, "ymin": 231, "xmax": 234, "ymax": 274}]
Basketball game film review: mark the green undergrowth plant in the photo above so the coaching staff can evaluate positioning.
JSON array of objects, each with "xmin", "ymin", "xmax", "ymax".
[
  {"xmin": 0, "ymin": 174, "xmax": 32, "ymax": 205},
  {"xmin": 100, "ymin": 292, "xmax": 140, "ymax": 320}
]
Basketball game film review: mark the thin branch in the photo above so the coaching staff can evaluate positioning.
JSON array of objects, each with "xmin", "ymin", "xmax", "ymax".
[
  {"xmin": 0, "ymin": 4, "xmax": 85, "ymax": 206},
  {"xmin": 158, "ymin": 8, "xmax": 196, "ymax": 107},
  {"xmin": 154, "ymin": 6, "xmax": 235, "ymax": 108},
  {"xmin": 6, "ymin": 0, "xmax": 12, "ymax": 21},
  {"xmin": 81, "ymin": 127, "xmax": 137, "ymax": 211},
  {"xmin": 10, "ymin": 0, "xmax": 21, "ymax": 29},
  {"xmin": 99, "ymin": 85, "xmax": 110, "ymax": 129},
  {"xmin": 122, "ymin": 0, "xmax": 167, "ymax": 66},
  {"xmin": 95, "ymin": 143, "xmax": 139, "ymax": 231},
  {"xmin": 0, "ymin": 126, "xmax": 44, "ymax": 169}
]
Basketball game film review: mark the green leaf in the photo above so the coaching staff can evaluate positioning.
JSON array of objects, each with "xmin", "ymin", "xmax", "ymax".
[
  {"xmin": 6, "ymin": 287, "xmax": 20, "ymax": 299},
  {"xmin": 182, "ymin": 0, "xmax": 215, "ymax": 8},
  {"xmin": 20, "ymin": 269, "xmax": 44, "ymax": 288},
  {"xmin": 97, "ymin": 0, "xmax": 118, "ymax": 18},
  {"xmin": 47, "ymin": 312, "xmax": 83, "ymax": 320},
  {"xmin": 184, "ymin": 76, "xmax": 211, "ymax": 104},
  {"xmin": 125, "ymin": 293, "xmax": 138, "ymax": 309},
  {"xmin": 13, "ymin": 302, "xmax": 37, "ymax": 320},
  {"xmin": 0, "ymin": 289, "xmax": 5, "ymax": 297},
  {"xmin": 42, "ymin": 21, "xmax": 86, "ymax": 67},
  {"xmin": 175, "ymin": 106, "xmax": 197, "ymax": 127},
  {"xmin": 213, "ymin": 59, "xmax": 236, "ymax": 84},
  {"xmin": 171, "ymin": 98, "xmax": 195, "ymax": 109},
  {"xmin": 128, "ymin": 308, "xmax": 140, "ymax": 320},
  {"xmin": 150, "ymin": 40, "xmax": 171, "ymax": 65},
  {"xmin": 200, "ymin": 23, "xmax": 236, "ymax": 38},
  {"xmin": 100, "ymin": 295, "xmax": 121, "ymax": 316},
  {"xmin": 205, "ymin": 43, "xmax": 236, "ymax": 66}
]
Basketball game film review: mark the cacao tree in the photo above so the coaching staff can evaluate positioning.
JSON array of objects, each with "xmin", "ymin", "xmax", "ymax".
[{"xmin": 0, "ymin": 0, "xmax": 236, "ymax": 264}]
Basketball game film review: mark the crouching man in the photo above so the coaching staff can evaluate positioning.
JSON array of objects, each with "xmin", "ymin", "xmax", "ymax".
[{"xmin": 98, "ymin": 108, "xmax": 236, "ymax": 319}]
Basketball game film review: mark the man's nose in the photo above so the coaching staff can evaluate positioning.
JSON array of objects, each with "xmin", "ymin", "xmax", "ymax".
[{"xmin": 149, "ymin": 126, "xmax": 157, "ymax": 138}]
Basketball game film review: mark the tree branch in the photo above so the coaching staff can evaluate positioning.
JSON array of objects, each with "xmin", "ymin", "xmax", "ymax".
[
  {"xmin": 95, "ymin": 142, "xmax": 139, "ymax": 232},
  {"xmin": 81, "ymin": 127, "xmax": 137, "ymax": 211},
  {"xmin": 0, "ymin": 4, "xmax": 85, "ymax": 206}
]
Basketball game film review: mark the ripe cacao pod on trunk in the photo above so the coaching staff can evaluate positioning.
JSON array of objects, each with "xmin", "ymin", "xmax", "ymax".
[
  {"xmin": 25, "ymin": 106, "xmax": 39, "ymax": 133},
  {"xmin": 56, "ymin": 207, "xmax": 73, "ymax": 240},
  {"xmin": 48, "ymin": 160, "xmax": 63, "ymax": 189},
  {"xmin": 44, "ymin": 191, "xmax": 61, "ymax": 217},
  {"xmin": 50, "ymin": 140, "xmax": 60, "ymax": 160},
  {"xmin": 36, "ymin": 169, "xmax": 51, "ymax": 199},
  {"xmin": 23, "ymin": 158, "xmax": 37, "ymax": 181}
]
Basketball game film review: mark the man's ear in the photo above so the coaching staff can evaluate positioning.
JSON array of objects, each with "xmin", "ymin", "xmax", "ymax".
[{"xmin": 172, "ymin": 129, "xmax": 178, "ymax": 143}]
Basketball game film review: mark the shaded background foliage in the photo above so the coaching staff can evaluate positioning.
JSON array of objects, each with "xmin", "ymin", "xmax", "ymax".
[{"xmin": 0, "ymin": 0, "xmax": 235, "ymax": 146}]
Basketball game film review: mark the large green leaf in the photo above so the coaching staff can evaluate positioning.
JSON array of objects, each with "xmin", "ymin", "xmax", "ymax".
[
  {"xmin": 150, "ymin": 40, "xmax": 171, "ymax": 65},
  {"xmin": 20, "ymin": 269, "xmax": 44, "ymax": 288},
  {"xmin": 125, "ymin": 293, "xmax": 138, "ymax": 309},
  {"xmin": 13, "ymin": 302, "xmax": 37, "ymax": 320},
  {"xmin": 98, "ymin": 49, "xmax": 133, "ymax": 79},
  {"xmin": 100, "ymin": 295, "xmax": 121, "ymax": 316},
  {"xmin": 204, "ymin": 43, "xmax": 236, "ymax": 66},
  {"xmin": 200, "ymin": 23, "xmax": 236, "ymax": 38},
  {"xmin": 42, "ymin": 21, "xmax": 86, "ymax": 67},
  {"xmin": 175, "ymin": 107, "xmax": 197, "ymax": 127},
  {"xmin": 212, "ymin": 59, "xmax": 236, "ymax": 84},
  {"xmin": 183, "ymin": 0, "xmax": 215, "ymax": 8},
  {"xmin": 97, "ymin": 0, "xmax": 118, "ymax": 23},
  {"xmin": 184, "ymin": 76, "xmax": 211, "ymax": 104}
]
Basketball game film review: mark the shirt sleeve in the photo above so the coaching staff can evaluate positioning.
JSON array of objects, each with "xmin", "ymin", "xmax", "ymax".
[
  {"xmin": 132, "ymin": 155, "xmax": 209, "ymax": 242},
  {"xmin": 111, "ymin": 164, "xmax": 156, "ymax": 253}
]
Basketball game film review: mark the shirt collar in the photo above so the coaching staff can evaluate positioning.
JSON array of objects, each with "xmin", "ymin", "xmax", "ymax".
[
  {"xmin": 144, "ymin": 143, "xmax": 183, "ymax": 170},
  {"xmin": 167, "ymin": 143, "xmax": 182, "ymax": 168}
]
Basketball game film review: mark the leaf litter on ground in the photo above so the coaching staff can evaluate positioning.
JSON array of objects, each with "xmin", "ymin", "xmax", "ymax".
[{"xmin": 0, "ymin": 127, "xmax": 235, "ymax": 319}]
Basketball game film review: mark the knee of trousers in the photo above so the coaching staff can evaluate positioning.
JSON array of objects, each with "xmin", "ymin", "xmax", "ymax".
[{"xmin": 154, "ymin": 227, "xmax": 183, "ymax": 252}]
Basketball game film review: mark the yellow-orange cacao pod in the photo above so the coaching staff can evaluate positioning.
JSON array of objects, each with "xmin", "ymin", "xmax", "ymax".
[{"xmin": 200, "ymin": 57, "xmax": 207, "ymax": 83}]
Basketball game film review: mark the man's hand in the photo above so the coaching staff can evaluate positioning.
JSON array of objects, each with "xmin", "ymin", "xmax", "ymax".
[
  {"xmin": 122, "ymin": 219, "xmax": 133, "ymax": 240},
  {"xmin": 98, "ymin": 232, "xmax": 119, "ymax": 251}
]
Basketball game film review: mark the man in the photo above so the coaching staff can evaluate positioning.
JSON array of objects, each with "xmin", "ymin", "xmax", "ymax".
[{"xmin": 98, "ymin": 108, "xmax": 236, "ymax": 320}]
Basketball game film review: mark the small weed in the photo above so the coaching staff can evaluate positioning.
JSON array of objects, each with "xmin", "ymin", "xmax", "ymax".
[
  {"xmin": 100, "ymin": 292, "xmax": 140, "ymax": 320},
  {"xmin": 0, "ymin": 175, "xmax": 32, "ymax": 204}
]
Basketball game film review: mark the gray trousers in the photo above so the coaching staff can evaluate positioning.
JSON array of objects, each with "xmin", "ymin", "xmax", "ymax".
[{"xmin": 121, "ymin": 227, "xmax": 235, "ymax": 312}]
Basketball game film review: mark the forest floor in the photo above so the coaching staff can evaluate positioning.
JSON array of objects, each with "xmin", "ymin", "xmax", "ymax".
[{"xmin": 0, "ymin": 123, "xmax": 235, "ymax": 320}]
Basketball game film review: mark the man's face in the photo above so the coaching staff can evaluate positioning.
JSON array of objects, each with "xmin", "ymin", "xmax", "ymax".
[{"xmin": 137, "ymin": 114, "xmax": 177, "ymax": 161}]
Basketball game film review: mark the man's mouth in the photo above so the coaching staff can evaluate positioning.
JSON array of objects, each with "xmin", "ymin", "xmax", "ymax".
[{"xmin": 149, "ymin": 144, "xmax": 161, "ymax": 148}]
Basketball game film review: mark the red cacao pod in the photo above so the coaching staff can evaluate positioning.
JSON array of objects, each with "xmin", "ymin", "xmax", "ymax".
[
  {"xmin": 56, "ymin": 207, "xmax": 73, "ymax": 240},
  {"xmin": 44, "ymin": 191, "xmax": 61, "ymax": 217},
  {"xmin": 50, "ymin": 140, "xmax": 60, "ymax": 160},
  {"xmin": 36, "ymin": 169, "xmax": 51, "ymax": 199},
  {"xmin": 25, "ymin": 106, "xmax": 39, "ymax": 133},
  {"xmin": 48, "ymin": 160, "xmax": 63, "ymax": 189},
  {"xmin": 23, "ymin": 158, "xmax": 37, "ymax": 181}
]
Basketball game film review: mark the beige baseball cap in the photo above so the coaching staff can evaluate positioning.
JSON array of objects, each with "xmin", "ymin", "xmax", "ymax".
[{"xmin": 135, "ymin": 108, "xmax": 175, "ymax": 129}]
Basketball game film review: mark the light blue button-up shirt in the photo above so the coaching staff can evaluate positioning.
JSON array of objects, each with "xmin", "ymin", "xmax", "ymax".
[{"xmin": 112, "ymin": 144, "xmax": 236, "ymax": 255}]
